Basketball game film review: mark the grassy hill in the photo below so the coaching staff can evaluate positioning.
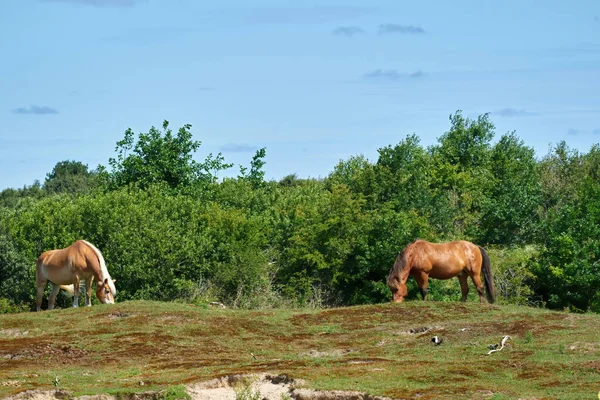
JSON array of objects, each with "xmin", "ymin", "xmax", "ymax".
[{"xmin": 1, "ymin": 301, "xmax": 599, "ymax": 399}]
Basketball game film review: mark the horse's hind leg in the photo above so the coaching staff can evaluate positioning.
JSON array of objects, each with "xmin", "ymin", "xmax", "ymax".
[
  {"xmin": 48, "ymin": 283, "xmax": 61, "ymax": 310},
  {"xmin": 36, "ymin": 279, "xmax": 47, "ymax": 312},
  {"xmin": 470, "ymin": 273, "xmax": 486, "ymax": 303},
  {"xmin": 458, "ymin": 272, "xmax": 469, "ymax": 302},
  {"xmin": 72, "ymin": 276, "xmax": 81, "ymax": 307},
  {"xmin": 414, "ymin": 272, "xmax": 429, "ymax": 301}
]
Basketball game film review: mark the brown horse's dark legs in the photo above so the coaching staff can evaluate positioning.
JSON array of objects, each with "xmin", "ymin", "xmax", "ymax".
[
  {"xmin": 471, "ymin": 274, "xmax": 486, "ymax": 303},
  {"xmin": 414, "ymin": 272, "xmax": 429, "ymax": 301},
  {"xmin": 458, "ymin": 273, "xmax": 469, "ymax": 302}
]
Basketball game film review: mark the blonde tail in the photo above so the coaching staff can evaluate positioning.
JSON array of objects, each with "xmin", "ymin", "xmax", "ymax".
[{"xmin": 60, "ymin": 284, "xmax": 75, "ymax": 297}]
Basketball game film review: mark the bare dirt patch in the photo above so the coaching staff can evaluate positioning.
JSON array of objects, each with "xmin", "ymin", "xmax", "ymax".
[
  {"xmin": 0, "ymin": 329, "xmax": 30, "ymax": 337},
  {"xmin": 1, "ymin": 340, "xmax": 88, "ymax": 365},
  {"xmin": 4, "ymin": 375, "xmax": 394, "ymax": 400},
  {"xmin": 300, "ymin": 349, "xmax": 356, "ymax": 358},
  {"xmin": 404, "ymin": 326, "xmax": 444, "ymax": 336}
]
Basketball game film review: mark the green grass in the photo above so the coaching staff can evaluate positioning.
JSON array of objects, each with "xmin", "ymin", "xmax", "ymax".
[{"xmin": 1, "ymin": 300, "xmax": 600, "ymax": 399}]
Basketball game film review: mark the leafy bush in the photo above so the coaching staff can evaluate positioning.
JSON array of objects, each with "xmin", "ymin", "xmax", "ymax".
[
  {"xmin": 487, "ymin": 246, "xmax": 538, "ymax": 306},
  {"xmin": 2, "ymin": 114, "xmax": 600, "ymax": 312}
]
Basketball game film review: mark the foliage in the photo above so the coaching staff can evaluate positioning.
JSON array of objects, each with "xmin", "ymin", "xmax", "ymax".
[
  {"xmin": 105, "ymin": 120, "xmax": 232, "ymax": 191},
  {"xmin": 233, "ymin": 378, "xmax": 262, "ymax": 400},
  {"xmin": 161, "ymin": 385, "xmax": 191, "ymax": 400},
  {"xmin": 479, "ymin": 133, "xmax": 542, "ymax": 244},
  {"xmin": 239, "ymin": 147, "xmax": 267, "ymax": 189},
  {"xmin": 0, "ymin": 297, "xmax": 28, "ymax": 314},
  {"xmin": 44, "ymin": 160, "xmax": 94, "ymax": 194},
  {"xmin": 0, "ymin": 181, "xmax": 45, "ymax": 208},
  {"xmin": 487, "ymin": 246, "xmax": 539, "ymax": 306},
  {"xmin": 0, "ymin": 232, "xmax": 33, "ymax": 309},
  {"xmin": 1, "ymin": 112, "xmax": 600, "ymax": 312}
]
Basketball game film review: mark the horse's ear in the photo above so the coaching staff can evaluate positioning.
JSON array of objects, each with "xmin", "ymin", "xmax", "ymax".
[
  {"xmin": 112, "ymin": 279, "xmax": 117, "ymax": 283},
  {"xmin": 103, "ymin": 278, "xmax": 109, "ymax": 285}
]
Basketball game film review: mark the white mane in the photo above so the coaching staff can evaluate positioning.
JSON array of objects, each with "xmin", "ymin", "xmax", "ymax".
[{"xmin": 81, "ymin": 240, "xmax": 116, "ymax": 296}]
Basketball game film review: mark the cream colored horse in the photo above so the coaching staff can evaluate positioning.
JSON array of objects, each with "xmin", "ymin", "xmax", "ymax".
[{"xmin": 35, "ymin": 240, "xmax": 116, "ymax": 311}]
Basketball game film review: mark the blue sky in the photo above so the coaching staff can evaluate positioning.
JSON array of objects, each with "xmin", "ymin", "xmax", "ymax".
[{"xmin": 1, "ymin": 0, "xmax": 599, "ymax": 190}]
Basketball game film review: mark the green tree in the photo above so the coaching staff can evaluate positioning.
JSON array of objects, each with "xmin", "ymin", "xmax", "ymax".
[
  {"xmin": 0, "ymin": 181, "xmax": 45, "ymax": 209},
  {"xmin": 44, "ymin": 160, "xmax": 93, "ymax": 194},
  {"xmin": 327, "ymin": 155, "xmax": 378, "ymax": 208},
  {"xmin": 428, "ymin": 111, "xmax": 496, "ymax": 238},
  {"xmin": 534, "ymin": 144, "xmax": 600, "ymax": 311},
  {"xmin": 106, "ymin": 120, "xmax": 232, "ymax": 191},
  {"xmin": 375, "ymin": 135, "xmax": 437, "ymax": 214},
  {"xmin": 239, "ymin": 147, "xmax": 267, "ymax": 189},
  {"xmin": 480, "ymin": 133, "xmax": 541, "ymax": 244},
  {"xmin": 0, "ymin": 232, "xmax": 33, "ymax": 310}
]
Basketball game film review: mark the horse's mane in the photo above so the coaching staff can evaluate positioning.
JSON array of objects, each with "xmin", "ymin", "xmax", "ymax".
[
  {"xmin": 387, "ymin": 239, "xmax": 422, "ymax": 283},
  {"xmin": 81, "ymin": 240, "xmax": 116, "ymax": 296}
]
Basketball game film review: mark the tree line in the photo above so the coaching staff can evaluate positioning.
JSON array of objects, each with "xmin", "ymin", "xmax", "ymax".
[{"xmin": 1, "ymin": 111, "xmax": 599, "ymax": 312}]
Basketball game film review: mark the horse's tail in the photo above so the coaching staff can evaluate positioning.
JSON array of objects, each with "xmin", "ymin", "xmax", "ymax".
[
  {"xmin": 478, "ymin": 246, "xmax": 495, "ymax": 304},
  {"xmin": 60, "ymin": 285, "xmax": 75, "ymax": 296},
  {"xmin": 81, "ymin": 240, "xmax": 116, "ymax": 296}
]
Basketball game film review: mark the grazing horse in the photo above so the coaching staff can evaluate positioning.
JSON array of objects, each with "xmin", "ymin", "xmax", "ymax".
[
  {"xmin": 386, "ymin": 239, "xmax": 495, "ymax": 304},
  {"xmin": 35, "ymin": 240, "xmax": 116, "ymax": 311}
]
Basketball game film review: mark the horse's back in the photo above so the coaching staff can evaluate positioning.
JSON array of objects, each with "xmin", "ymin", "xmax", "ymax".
[
  {"xmin": 36, "ymin": 247, "xmax": 71, "ymax": 283},
  {"xmin": 36, "ymin": 241, "xmax": 93, "ymax": 284},
  {"xmin": 413, "ymin": 239, "xmax": 481, "ymax": 278}
]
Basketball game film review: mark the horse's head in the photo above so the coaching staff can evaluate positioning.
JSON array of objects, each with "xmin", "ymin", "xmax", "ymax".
[
  {"xmin": 387, "ymin": 250, "xmax": 409, "ymax": 303},
  {"xmin": 387, "ymin": 275, "xmax": 408, "ymax": 303},
  {"xmin": 96, "ymin": 278, "xmax": 116, "ymax": 304}
]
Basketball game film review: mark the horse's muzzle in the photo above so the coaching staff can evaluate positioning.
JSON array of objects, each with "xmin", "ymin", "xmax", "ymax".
[{"xmin": 391, "ymin": 294, "xmax": 404, "ymax": 303}]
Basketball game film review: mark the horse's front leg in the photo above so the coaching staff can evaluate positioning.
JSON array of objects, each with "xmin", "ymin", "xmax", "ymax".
[
  {"xmin": 48, "ymin": 283, "xmax": 61, "ymax": 310},
  {"xmin": 72, "ymin": 276, "xmax": 81, "ymax": 307},
  {"xmin": 85, "ymin": 277, "xmax": 94, "ymax": 307},
  {"xmin": 414, "ymin": 272, "xmax": 429, "ymax": 301}
]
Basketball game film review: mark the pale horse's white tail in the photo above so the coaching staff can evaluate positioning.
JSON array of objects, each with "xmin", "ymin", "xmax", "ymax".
[{"xmin": 60, "ymin": 284, "xmax": 75, "ymax": 296}]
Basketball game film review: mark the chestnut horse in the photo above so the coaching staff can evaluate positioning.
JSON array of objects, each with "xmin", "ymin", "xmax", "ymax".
[
  {"xmin": 35, "ymin": 240, "xmax": 116, "ymax": 311},
  {"xmin": 387, "ymin": 239, "xmax": 495, "ymax": 303}
]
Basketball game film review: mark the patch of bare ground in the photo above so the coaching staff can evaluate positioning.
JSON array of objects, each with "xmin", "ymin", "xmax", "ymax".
[
  {"xmin": 569, "ymin": 342, "xmax": 600, "ymax": 353},
  {"xmin": 385, "ymin": 385, "xmax": 497, "ymax": 400},
  {"xmin": 516, "ymin": 365, "xmax": 555, "ymax": 380},
  {"xmin": 0, "ymin": 340, "xmax": 88, "ymax": 365},
  {"xmin": 582, "ymin": 360, "xmax": 600, "ymax": 373},
  {"xmin": 469, "ymin": 318, "xmax": 567, "ymax": 337},
  {"xmin": 400, "ymin": 326, "xmax": 445, "ymax": 336},
  {"xmin": 289, "ymin": 305, "xmax": 445, "ymax": 330},
  {"xmin": 300, "ymin": 349, "xmax": 357, "ymax": 358},
  {"xmin": 3, "ymin": 390, "xmax": 72, "ymax": 400},
  {"xmin": 0, "ymin": 329, "xmax": 30, "ymax": 337},
  {"xmin": 3, "ymin": 375, "xmax": 395, "ymax": 400}
]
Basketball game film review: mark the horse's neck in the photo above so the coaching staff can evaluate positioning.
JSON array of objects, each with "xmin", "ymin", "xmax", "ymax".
[
  {"xmin": 399, "ymin": 263, "xmax": 412, "ymax": 279},
  {"xmin": 80, "ymin": 242, "xmax": 109, "ymax": 281},
  {"xmin": 401, "ymin": 248, "xmax": 417, "ymax": 277},
  {"xmin": 393, "ymin": 251, "xmax": 412, "ymax": 280}
]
